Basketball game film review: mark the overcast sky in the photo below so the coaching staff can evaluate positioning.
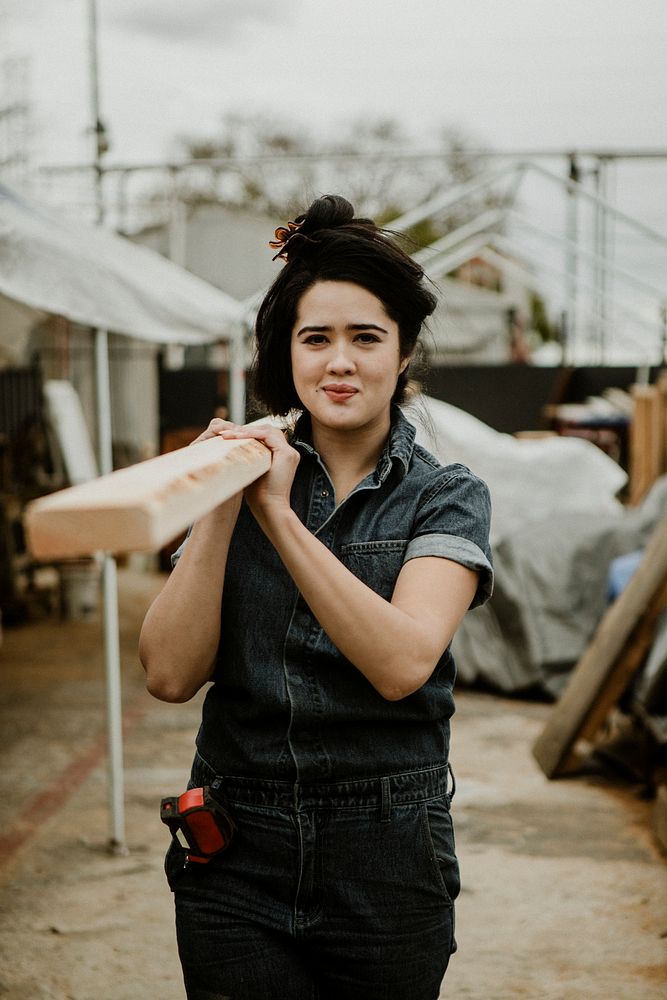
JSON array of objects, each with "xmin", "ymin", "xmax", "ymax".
[{"xmin": 3, "ymin": 0, "xmax": 666, "ymax": 167}]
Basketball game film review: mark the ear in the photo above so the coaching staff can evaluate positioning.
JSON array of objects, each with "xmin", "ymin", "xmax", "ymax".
[{"xmin": 398, "ymin": 353, "xmax": 412, "ymax": 375}]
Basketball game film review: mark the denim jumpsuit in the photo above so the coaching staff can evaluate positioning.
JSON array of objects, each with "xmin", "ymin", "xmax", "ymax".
[{"xmin": 167, "ymin": 408, "xmax": 493, "ymax": 1000}]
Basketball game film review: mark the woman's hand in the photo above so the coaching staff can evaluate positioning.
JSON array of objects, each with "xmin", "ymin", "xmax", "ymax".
[
  {"xmin": 188, "ymin": 418, "xmax": 246, "ymax": 522},
  {"xmin": 218, "ymin": 424, "xmax": 300, "ymax": 525},
  {"xmin": 190, "ymin": 417, "xmax": 240, "ymax": 446}
]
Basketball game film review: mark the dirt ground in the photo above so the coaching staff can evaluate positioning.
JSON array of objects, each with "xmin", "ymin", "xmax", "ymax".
[{"xmin": 0, "ymin": 567, "xmax": 665, "ymax": 1000}]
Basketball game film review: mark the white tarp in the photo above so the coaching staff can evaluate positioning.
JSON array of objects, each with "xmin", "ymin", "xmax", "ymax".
[
  {"xmin": 0, "ymin": 182, "xmax": 244, "ymax": 347},
  {"xmin": 409, "ymin": 395, "xmax": 627, "ymax": 543}
]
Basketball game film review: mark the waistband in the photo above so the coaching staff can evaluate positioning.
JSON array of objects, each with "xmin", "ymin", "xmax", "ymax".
[{"xmin": 209, "ymin": 763, "xmax": 454, "ymax": 812}]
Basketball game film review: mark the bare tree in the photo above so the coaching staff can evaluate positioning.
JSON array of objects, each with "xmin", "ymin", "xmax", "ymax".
[{"xmin": 172, "ymin": 113, "xmax": 500, "ymax": 247}]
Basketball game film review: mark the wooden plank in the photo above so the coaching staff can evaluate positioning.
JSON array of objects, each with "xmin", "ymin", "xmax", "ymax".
[
  {"xmin": 556, "ymin": 576, "xmax": 667, "ymax": 774},
  {"xmin": 657, "ymin": 370, "xmax": 667, "ymax": 475},
  {"xmin": 24, "ymin": 436, "xmax": 271, "ymax": 560},
  {"xmin": 533, "ymin": 509, "xmax": 667, "ymax": 778},
  {"xmin": 629, "ymin": 384, "xmax": 662, "ymax": 505}
]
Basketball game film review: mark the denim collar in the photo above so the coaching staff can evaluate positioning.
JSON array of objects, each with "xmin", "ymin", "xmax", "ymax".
[{"xmin": 292, "ymin": 406, "xmax": 415, "ymax": 483}]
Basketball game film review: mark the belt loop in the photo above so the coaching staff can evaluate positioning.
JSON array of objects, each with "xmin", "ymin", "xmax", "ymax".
[
  {"xmin": 447, "ymin": 762, "xmax": 456, "ymax": 805},
  {"xmin": 380, "ymin": 776, "xmax": 391, "ymax": 824}
]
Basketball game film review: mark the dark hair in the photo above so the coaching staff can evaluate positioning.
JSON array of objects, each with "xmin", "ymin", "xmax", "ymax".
[{"xmin": 252, "ymin": 194, "xmax": 437, "ymax": 415}]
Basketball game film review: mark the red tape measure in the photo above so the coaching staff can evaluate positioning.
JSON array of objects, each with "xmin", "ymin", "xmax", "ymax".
[{"xmin": 160, "ymin": 786, "xmax": 235, "ymax": 863}]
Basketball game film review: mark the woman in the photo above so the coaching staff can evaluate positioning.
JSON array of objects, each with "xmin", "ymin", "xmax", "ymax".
[{"xmin": 139, "ymin": 194, "xmax": 493, "ymax": 1000}]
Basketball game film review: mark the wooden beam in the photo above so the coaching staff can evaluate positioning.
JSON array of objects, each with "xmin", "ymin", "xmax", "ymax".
[
  {"xmin": 533, "ymin": 509, "xmax": 667, "ymax": 778},
  {"xmin": 24, "ymin": 436, "xmax": 271, "ymax": 560},
  {"xmin": 629, "ymin": 384, "xmax": 662, "ymax": 505},
  {"xmin": 658, "ymin": 370, "xmax": 667, "ymax": 475}
]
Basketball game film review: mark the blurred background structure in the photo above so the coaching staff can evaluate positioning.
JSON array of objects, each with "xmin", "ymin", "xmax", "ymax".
[{"xmin": 2, "ymin": 1, "xmax": 667, "ymax": 369}]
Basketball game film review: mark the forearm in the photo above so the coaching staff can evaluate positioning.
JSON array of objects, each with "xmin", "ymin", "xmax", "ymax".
[
  {"xmin": 257, "ymin": 505, "xmax": 451, "ymax": 700},
  {"xmin": 139, "ymin": 497, "xmax": 241, "ymax": 702}
]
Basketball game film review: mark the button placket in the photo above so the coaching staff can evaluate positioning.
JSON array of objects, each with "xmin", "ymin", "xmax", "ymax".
[
  {"xmin": 282, "ymin": 447, "xmax": 398, "ymax": 781},
  {"xmin": 305, "ymin": 469, "xmax": 335, "ymax": 533}
]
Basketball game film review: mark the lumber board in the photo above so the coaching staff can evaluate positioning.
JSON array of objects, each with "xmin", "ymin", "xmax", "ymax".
[
  {"xmin": 533, "ymin": 508, "xmax": 667, "ymax": 778},
  {"xmin": 629, "ymin": 384, "xmax": 662, "ymax": 505},
  {"xmin": 24, "ymin": 436, "xmax": 271, "ymax": 560},
  {"xmin": 555, "ymin": 576, "xmax": 667, "ymax": 774},
  {"xmin": 658, "ymin": 370, "xmax": 667, "ymax": 475}
]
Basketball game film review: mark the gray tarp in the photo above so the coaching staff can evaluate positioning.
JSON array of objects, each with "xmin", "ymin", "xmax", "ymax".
[
  {"xmin": 452, "ymin": 487, "xmax": 667, "ymax": 696},
  {"xmin": 409, "ymin": 396, "xmax": 657, "ymax": 696}
]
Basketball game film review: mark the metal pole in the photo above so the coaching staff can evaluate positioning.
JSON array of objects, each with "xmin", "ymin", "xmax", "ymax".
[
  {"xmin": 565, "ymin": 154, "xmax": 580, "ymax": 364},
  {"xmin": 88, "ymin": 0, "xmax": 126, "ymax": 854},
  {"xmin": 559, "ymin": 310, "xmax": 568, "ymax": 362},
  {"xmin": 593, "ymin": 162, "xmax": 602, "ymax": 363},
  {"xmin": 605, "ymin": 160, "xmax": 617, "ymax": 360},
  {"xmin": 94, "ymin": 328, "xmax": 126, "ymax": 853},
  {"xmin": 116, "ymin": 168, "xmax": 128, "ymax": 233},
  {"xmin": 168, "ymin": 166, "xmax": 187, "ymax": 266},
  {"xmin": 228, "ymin": 325, "xmax": 247, "ymax": 423},
  {"xmin": 88, "ymin": 0, "xmax": 107, "ymax": 224},
  {"xmin": 594, "ymin": 158, "xmax": 610, "ymax": 364}
]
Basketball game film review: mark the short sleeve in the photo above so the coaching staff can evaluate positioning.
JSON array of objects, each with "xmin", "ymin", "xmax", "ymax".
[{"xmin": 403, "ymin": 467, "xmax": 494, "ymax": 608}]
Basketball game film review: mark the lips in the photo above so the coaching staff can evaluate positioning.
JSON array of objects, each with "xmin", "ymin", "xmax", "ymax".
[{"xmin": 322, "ymin": 383, "xmax": 358, "ymax": 402}]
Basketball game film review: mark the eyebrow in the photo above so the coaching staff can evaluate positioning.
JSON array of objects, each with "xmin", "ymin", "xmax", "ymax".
[{"xmin": 296, "ymin": 323, "xmax": 389, "ymax": 337}]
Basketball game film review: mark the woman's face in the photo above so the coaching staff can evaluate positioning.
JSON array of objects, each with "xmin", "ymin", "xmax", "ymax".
[{"xmin": 290, "ymin": 280, "xmax": 409, "ymax": 435}]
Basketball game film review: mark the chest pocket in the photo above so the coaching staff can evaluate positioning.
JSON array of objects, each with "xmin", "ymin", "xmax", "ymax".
[{"xmin": 339, "ymin": 539, "xmax": 408, "ymax": 601}]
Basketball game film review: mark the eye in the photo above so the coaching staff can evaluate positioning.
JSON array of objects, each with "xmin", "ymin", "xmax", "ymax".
[
  {"xmin": 302, "ymin": 334, "xmax": 329, "ymax": 346},
  {"xmin": 355, "ymin": 332, "xmax": 381, "ymax": 344}
]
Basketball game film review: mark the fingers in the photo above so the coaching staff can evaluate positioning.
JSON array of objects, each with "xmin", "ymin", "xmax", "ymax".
[
  {"xmin": 191, "ymin": 421, "xmax": 289, "ymax": 454},
  {"xmin": 219, "ymin": 424, "xmax": 299, "ymax": 515},
  {"xmin": 218, "ymin": 425, "xmax": 289, "ymax": 451},
  {"xmin": 189, "ymin": 418, "xmax": 242, "ymax": 446}
]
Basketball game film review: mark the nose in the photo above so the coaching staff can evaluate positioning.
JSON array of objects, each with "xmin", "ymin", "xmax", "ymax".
[{"xmin": 327, "ymin": 341, "xmax": 355, "ymax": 375}]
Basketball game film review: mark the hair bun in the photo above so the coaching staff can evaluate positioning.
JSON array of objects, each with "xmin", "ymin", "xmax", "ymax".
[{"xmin": 300, "ymin": 194, "xmax": 355, "ymax": 233}]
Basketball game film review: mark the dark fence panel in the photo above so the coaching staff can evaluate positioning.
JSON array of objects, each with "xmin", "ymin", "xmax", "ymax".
[
  {"xmin": 426, "ymin": 365, "xmax": 662, "ymax": 434},
  {"xmin": 158, "ymin": 368, "xmax": 219, "ymax": 434},
  {"xmin": 0, "ymin": 367, "xmax": 43, "ymax": 439},
  {"xmin": 156, "ymin": 364, "xmax": 664, "ymax": 437}
]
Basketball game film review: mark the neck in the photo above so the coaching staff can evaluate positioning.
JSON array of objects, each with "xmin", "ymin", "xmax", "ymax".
[{"xmin": 310, "ymin": 410, "xmax": 392, "ymax": 500}]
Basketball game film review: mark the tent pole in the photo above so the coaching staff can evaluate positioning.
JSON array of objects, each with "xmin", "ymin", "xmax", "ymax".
[
  {"xmin": 94, "ymin": 327, "xmax": 127, "ymax": 854},
  {"xmin": 228, "ymin": 326, "xmax": 247, "ymax": 423}
]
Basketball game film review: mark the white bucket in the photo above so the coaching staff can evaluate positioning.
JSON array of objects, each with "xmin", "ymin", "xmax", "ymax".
[{"xmin": 60, "ymin": 559, "xmax": 100, "ymax": 621}]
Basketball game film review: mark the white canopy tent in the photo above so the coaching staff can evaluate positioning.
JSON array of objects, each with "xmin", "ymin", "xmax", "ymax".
[
  {"xmin": 0, "ymin": 181, "xmax": 247, "ymax": 851},
  {"xmin": 0, "ymin": 183, "xmax": 246, "ymax": 342}
]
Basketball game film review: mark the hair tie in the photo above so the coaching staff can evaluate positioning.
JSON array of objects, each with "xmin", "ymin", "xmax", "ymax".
[{"xmin": 268, "ymin": 218, "xmax": 305, "ymax": 261}]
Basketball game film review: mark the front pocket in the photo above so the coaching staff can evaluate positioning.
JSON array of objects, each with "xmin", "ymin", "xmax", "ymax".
[
  {"xmin": 421, "ymin": 796, "xmax": 460, "ymax": 906},
  {"xmin": 164, "ymin": 841, "xmax": 189, "ymax": 891},
  {"xmin": 339, "ymin": 539, "xmax": 407, "ymax": 600}
]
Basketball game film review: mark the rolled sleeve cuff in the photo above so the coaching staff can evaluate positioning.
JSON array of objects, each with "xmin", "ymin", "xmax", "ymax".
[{"xmin": 404, "ymin": 533, "xmax": 494, "ymax": 608}]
